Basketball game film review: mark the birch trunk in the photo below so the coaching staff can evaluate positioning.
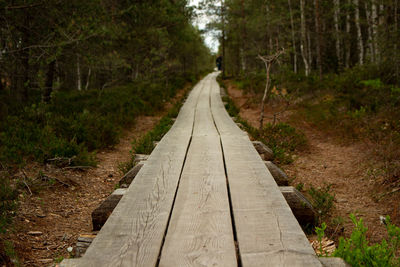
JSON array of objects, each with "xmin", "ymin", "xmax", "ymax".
[
  {"xmin": 314, "ymin": 0, "xmax": 323, "ymax": 79},
  {"xmin": 76, "ymin": 53, "xmax": 81, "ymax": 91},
  {"xmin": 395, "ymin": 0, "xmax": 399, "ymax": 83},
  {"xmin": 334, "ymin": 0, "xmax": 342, "ymax": 68},
  {"xmin": 221, "ymin": 0, "xmax": 226, "ymax": 77},
  {"xmin": 85, "ymin": 67, "xmax": 91, "ymax": 90},
  {"xmin": 240, "ymin": 0, "xmax": 247, "ymax": 71},
  {"xmin": 372, "ymin": 1, "xmax": 379, "ymax": 62},
  {"xmin": 266, "ymin": 4, "xmax": 274, "ymax": 53},
  {"xmin": 365, "ymin": 2, "xmax": 375, "ymax": 63},
  {"xmin": 300, "ymin": 0, "xmax": 310, "ymax": 76},
  {"xmin": 288, "ymin": 0, "xmax": 298, "ymax": 73},
  {"xmin": 345, "ymin": 0, "xmax": 351, "ymax": 68},
  {"xmin": 354, "ymin": 0, "xmax": 364, "ymax": 65},
  {"xmin": 307, "ymin": 31, "xmax": 312, "ymax": 69}
]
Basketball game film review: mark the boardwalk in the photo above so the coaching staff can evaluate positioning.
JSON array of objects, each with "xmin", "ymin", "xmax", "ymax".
[{"xmin": 61, "ymin": 73, "xmax": 325, "ymax": 267}]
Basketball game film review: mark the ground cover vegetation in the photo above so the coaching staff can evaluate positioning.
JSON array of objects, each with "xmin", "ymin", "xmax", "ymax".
[
  {"xmin": 119, "ymin": 93, "xmax": 187, "ymax": 175},
  {"xmin": 210, "ymin": 0, "xmax": 400, "ymax": 183},
  {"xmin": 207, "ymin": 0, "xmax": 400, "ymax": 263},
  {"xmin": 0, "ymin": 0, "xmax": 212, "ymax": 262}
]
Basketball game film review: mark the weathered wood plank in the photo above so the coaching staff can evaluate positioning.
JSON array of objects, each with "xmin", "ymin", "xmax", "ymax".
[
  {"xmin": 209, "ymin": 72, "xmax": 322, "ymax": 267},
  {"xmin": 159, "ymin": 76, "xmax": 236, "ymax": 266},
  {"xmin": 62, "ymin": 76, "xmax": 208, "ymax": 267},
  {"xmin": 159, "ymin": 136, "xmax": 237, "ymax": 267}
]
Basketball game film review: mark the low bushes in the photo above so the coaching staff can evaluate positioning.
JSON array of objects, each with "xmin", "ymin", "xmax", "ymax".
[
  {"xmin": 0, "ymin": 76, "xmax": 192, "ymax": 166},
  {"xmin": 119, "ymin": 92, "xmax": 187, "ymax": 174},
  {"xmin": 316, "ymin": 214, "xmax": 400, "ymax": 266}
]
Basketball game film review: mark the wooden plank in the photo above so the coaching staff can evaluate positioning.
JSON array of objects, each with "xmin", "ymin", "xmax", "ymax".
[
  {"xmin": 159, "ymin": 76, "xmax": 236, "ymax": 266},
  {"xmin": 62, "ymin": 76, "xmax": 209, "ymax": 267},
  {"xmin": 209, "ymin": 72, "xmax": 322, "ymax": 267},
  {"xmin": 159, "ymin": 136, "xmax": 237, "ymax": 267}
]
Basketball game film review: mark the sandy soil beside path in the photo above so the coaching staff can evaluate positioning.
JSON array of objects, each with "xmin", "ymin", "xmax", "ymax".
[
  {"xmin": 226, "ymin": 82, "xmax": 395, "ymax": 244},
  {"xmin": 7, "ymin": 115, "xmax": 160, "ymax": 266}
]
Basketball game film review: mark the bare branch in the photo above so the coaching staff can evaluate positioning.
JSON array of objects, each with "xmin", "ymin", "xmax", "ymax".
[
  {"xmin": 4, "ymin": 2, "xmax": 44, "ymax": 10},
  {"xmin": 258, "ymin": 48, "xmax": 285, "ymax": 130}
]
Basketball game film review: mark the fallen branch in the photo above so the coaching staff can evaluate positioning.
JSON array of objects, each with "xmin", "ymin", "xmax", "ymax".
[
  {"xmin": 46, "ymin": 156, "xmax": 75, "ymax": 167},
  {"xmin": 63, "ymin": 166, "xmax": 93, "ymax": 170},
  {"xmin": 21, "ymin": 169, "xmax": 33, "ymax": 195},
  {"xmin": 40, "ymin": 173, "xmax": 71, "ymax": 187}
]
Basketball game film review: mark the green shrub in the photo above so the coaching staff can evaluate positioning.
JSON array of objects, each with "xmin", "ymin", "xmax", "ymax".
[
  {"xmin": 259, "ymin": 122, "xmax": 308, "ymax": 164},
  {"xmin": 0, "ymin": 76, "xmax": 192, "ymax": 167},
  {"xmin": 222, "ymin": 96, "xmax": 239, "ymax": 117},
  {"xmin": 0, "ymin": 174, "xmax": 18, "ymax": 233},
  {"xmin": 333, "ymin": 214, "xmax": 400, "ymax": 266},
  {"xmin": 132, "ymin": 115, "xmax": 174, "ymax": 155},
  {"xmin": 308, "ymin": 184, "xmax": 335, "ymax": 223}
]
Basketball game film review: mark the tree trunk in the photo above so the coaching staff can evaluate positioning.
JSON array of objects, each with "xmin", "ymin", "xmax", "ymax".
[
  {"xmin": 354, "ymin": 0, "xmax": 364, "ymax": 65},
  {"xmin": 395, "ymin": 0, "xmax": 399, "ymax": 84},
  {"xmin": 345, "ymin": 0, "xmax": 351, "ymax": 68},
  {"xmin": 314, "ymin": 0, "xmax": 323, "ymax": 79},
  {"xmin": 266, "ymin": 4, "xmax": 274, "ymax": 54},
  {"xmin": 260, "ymin": 62, "xmax": 271, "ymax": 131},
  {"xmin": 76, "ymin": 53, "xmax": 81, "ymax": 91},
  {"xmin": 288, "ymin": 0, "xmax": 298, "ymax": 73},
  {"xmin": 240, "ymin": 0, "xmax": 247, "ymax": 72},
  {"xmin": 85, "ymin": 67, "xmax": 91, "ymax": 90},
  {"xmin": 300, "ymin": 0, "xmax": 310, "ymax": 76},
  {"xmin": 365, "ymin": 2, "xmax": 375, "ymax": 63},
  {"xmin": 307, "ymin": 31, "xmax": 312, "ymax": 69},
  {"xmin": 43, "ymin": 60, "xmax": 55, "ymax": 103},
  {"xmin": 221, "ymin": 0, "xmax": 226, "ymax": 78},
  {"xmin": 372, "ymin": 1, "xmax": 379, "ymax": 63},
  {"xmin": 334, "ymin": 0, "xmax": 342, "ymax": 69}
]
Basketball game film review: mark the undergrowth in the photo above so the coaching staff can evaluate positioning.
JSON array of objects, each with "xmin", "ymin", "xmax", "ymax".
[
  {"xmin": 0, "ymin": 75, "xmax": 191, "ymax": 167},
  {"xmin": 120, "ymin": 93, "xmax": 187, "ymax": 174},
  {"xmin": 235, "ymin": 65, "xmax": 400, "ymax": 186},
  {"xmin": 218, "ymin": 77, "xmax": 307, "ymax": 164},
  {"xmin": 308, "ymin": 184, "xmax": 335, "ymax": 224},
  {"xmin": 317, "ymin": 214, "xmax": 400, "ymax": 266}
]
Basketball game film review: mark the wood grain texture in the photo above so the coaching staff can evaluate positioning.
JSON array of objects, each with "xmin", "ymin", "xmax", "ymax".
[
  {"xmin": 208, "ymin": 72, "xmax": 322, "ymax": 267},
  {"xmin": 159, "ymin": 135, "xmax": 236, "ymax": 267},
  {"xmin": 159, "ymin": 76, "xmax": 236, "ymax": 266},
  {"xmin": 62, "ymin": 76, "xmax": 208, "ymax": 267}
]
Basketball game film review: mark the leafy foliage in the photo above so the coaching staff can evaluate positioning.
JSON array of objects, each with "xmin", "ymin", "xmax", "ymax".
[
  {"xmin": 308, "ymin": 184, "xmax": 335, "ymax": 223},
  {"xmin": 332, "ymin": 214, "xmax": 400, "ymax": 267},
  {"xmin": 222, "ymin": 96, "xmax": 239, "ymax": 117},
  {"xmin": 258, "ymin": 123, "xmax": 307, "ymax": 164},
  {"xmin": 0, "ymin": 173, "xmax": 18, "ymax": 234}
]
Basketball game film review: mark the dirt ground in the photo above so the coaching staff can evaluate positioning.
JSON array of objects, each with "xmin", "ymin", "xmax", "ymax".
[
  {"xmin": 5, "ymin": 115, "xmax": 160, "ymax": 266},
  {"xmin": 226, "ymin": 82, "xmax": 399, "ymax": 244},
  {"xmin": 3, "ymin": 88, "xmax": 187, "ymax": 267}
]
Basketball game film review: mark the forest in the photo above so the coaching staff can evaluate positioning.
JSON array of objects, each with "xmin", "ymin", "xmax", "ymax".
[
  {"xmin": 0, "ymin": 0, "xmax": 212, "ymax": 265},
  {"xmin": 1, "ymin": 0, "xmax": 400, "ymax": 266},
  {"xmin": 209, "ymin": 0, "xmax": 400, "ymax": 265}
]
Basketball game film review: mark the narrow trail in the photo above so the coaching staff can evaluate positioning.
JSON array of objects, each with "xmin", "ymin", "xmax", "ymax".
[
  {"xmin": 226, "ymin": 82, "xmax": 392, "ymax": 243},
  {"xmin": 62, "ymin": 73, "xmax": 323, "ymax": 267}
]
